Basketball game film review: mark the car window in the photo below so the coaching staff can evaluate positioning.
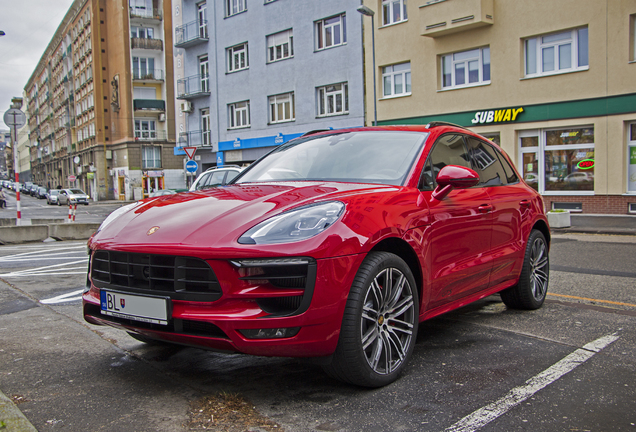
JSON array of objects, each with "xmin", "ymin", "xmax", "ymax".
[
  {"xmin": 422, "ymin": 134, "xmax": 471, "ymax": 189},
  {"xmin": 69, "ymin": 189, "xmax": 84, "ymax": 194},
  {"xmin": 199, "ymin": 171, "xmax": 227, "ymax": 189},
  {"xmin": 495, "ymin": 149, "xmax": 519, "ymax": 184},
  {"xmin": 465, "ymin": 137, "xmax": 507, "ymax": 187},
  {"xmin": 225, "ymin": 171, "xmax": 240, "ymax": 183}
]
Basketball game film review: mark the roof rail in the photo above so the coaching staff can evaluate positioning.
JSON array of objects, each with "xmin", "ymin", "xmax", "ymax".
[
  {"xmin": 301, "ymin": 129, "xmax": 333, "ymax": 137},
  {"xmin": 425, "ymin": 121, "xmax": 471, "ymax": 131}
]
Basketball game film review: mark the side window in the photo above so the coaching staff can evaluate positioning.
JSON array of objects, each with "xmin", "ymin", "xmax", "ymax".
[
  {"xmin": 465, "ymin": 137, "xmax": 507, "ymax": 186},
  {"xmin": 496, "ymin": 150, "xmax": 519, "ymax": 184},
  {"xmin": 420, "ymin": 134, "xmax": 471, "ymax": 189},
  {"xmin": 225, "ymin": 171, "xmax": 240, "ymax": 183},
  {"xmin": 196, "ymin": 173, "xmax": 211, "ymax": 189}
]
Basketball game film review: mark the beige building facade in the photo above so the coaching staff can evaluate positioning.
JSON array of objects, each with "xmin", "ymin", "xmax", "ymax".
[
  {"xmin": 25, "ymin": 0, "xmax": 184, "ymax": 201},
  {"xmin": 360, "ymin": 0, "xmax": 636, "ymax": 214}
]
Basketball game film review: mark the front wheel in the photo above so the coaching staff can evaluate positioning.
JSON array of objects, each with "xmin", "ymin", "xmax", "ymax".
[
  {"xmin": 501, "ymin": 229, "xmax": 549, "ymax": 310},
  {"xmin": 323, "ymin": 252, "xmax": 419, "ymax": 387}
]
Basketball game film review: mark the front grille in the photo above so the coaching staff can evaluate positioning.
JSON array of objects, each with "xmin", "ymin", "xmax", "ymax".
[{"xmin": 91, "ymin": 250, "xmax": 222, "ymax": 302}]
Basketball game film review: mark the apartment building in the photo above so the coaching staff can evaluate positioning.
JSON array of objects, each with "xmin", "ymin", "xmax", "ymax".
[
  {"xmin": 360, "ymin": 0, "xmax": 636, "ymax": 214},
  {"xmin": 174, "ymin": 0, "xmax": 365, "ymax": 173},
  {"xmin": 25, "ymin": 0, "xmax": 183, "ymax": 201}
]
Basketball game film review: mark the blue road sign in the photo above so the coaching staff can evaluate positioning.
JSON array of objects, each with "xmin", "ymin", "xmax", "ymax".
[{"xmin": 185, "ymin": 160, "xmax": 198, "ymax": 173}]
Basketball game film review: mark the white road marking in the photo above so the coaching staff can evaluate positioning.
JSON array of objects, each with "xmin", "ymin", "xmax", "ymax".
[
  {"xmin": 445, "ymin": 333, "xmax": 620, "ymax": 432},
  {"xmin": 0, "ymin": 245, "xmax": 86, "ymax": 262},
  {"xmin": 40, "ymin": 289, "xmax": 85, "ymax": 304},
  {"xmin": 0, "ymin": 259, "xmax": 89, "ymax": 277}
]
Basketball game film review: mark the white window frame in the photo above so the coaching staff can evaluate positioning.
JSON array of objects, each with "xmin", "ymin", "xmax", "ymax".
[
  {"xmin": 315, "ymin": 14, "xmax": 346, "ymax": 50},
  {"xmin": 132, "ymin": 56, "xmax": 156, "ymax": 80},
  {"xmin": 201, "ymin": 108, "xmax": 211, "ymax": 146},
  {"xmin": 142, "ymin": 145, "xmax": 161, "ymax": 169},
  {"xmin": 382, "ymin": 0, "xmax": 408, "ymax": 26},
  {"xmin": 131, "ymin": 26, "xmax": 154, "ymax": 39},
  {"xmin": 229, "ymin": 101, "xmax": 250, "ymax": 129},
  {"xmin": 382, "ymin": 62, "xmax": 411, "ymax": 98},
  {"xmin": 524, "ymin": 27, "xmax": 589, "ymax": 78},
  {"xmin": 317, "ymin": 83, "xmax": 348, "ymax": 117},
  {"xmin": 267, "ymin": 30, "xmax": 293, "ymax": 63},
  {"xmin": 227, "ymin": 43, "xmax": 249, "ymax": 72},
  {"xmin": 441, "ymin": 47, "xmax": 490, "ymax": 90},
  {"xmin": 226, "ymin": 0, "xmax": 246, "ymax": 17},
  {"xmin": 269, "ymin": 92, "xmax": 294, "ymax": 124},
  {"xmin": 628, "ymin": 123, "xmax": 636, "ymax": 194},
  {"xmin": 198, "ymin": 2, "xmax": 207, "ymax": 38},
  {"xmin": 518, "ymin": 126, "xmax": 595, "ymax": 196},
  {"xmin": 135, "ymin": 119, "xmax": 157, "ymax": 139},
  {"xmin": 199, "ymin": 55, "xmax": 209, "ymax": 93}
]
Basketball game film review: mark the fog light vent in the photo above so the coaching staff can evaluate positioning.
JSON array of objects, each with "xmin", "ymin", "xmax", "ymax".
[{"xmin": 239, "ymin": 327, "xmax": 301, "ymax": 339}]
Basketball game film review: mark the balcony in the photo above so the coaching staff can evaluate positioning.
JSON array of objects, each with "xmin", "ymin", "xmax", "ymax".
[
  {"xmin": 132, "ymin": 69, "xmax": 165, "ymax": 81},
  {"xmin": 134, "ymin": 129, "xmax": 168, "ymax": 141},
  {"xmin": 129, "ymin": 7, "xmax": 162, "ymax": 23},
  {"xmin": 131, "ymin": 37, "xmax": 163, "ymax": 51},
  {"xmin": 177, "ymin": 75, "xmax": 210, "ymax": 100},
  {"xmin": 133, "ymin": 99, "xmax": 166, "ymax": 112},
  {"xmin": 174, "ymin": 20, "xmax": 209, "ymax": 48},
  {"xmin": 179, "ymin": 130, "xmax": 213, "ymax": 147},
  {"xmin": 420, "ymin": 0, "xmax": 493, "ymax": 38}
]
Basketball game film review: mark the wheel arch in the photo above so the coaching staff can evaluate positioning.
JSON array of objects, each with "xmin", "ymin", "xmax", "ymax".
[
  {"xmin": 532, "ymin": 219, "xmax": 551, "ymax": 248},
  {"xmin": 369, "ymin": 237, "xmax": 423, "ymax": 306}
]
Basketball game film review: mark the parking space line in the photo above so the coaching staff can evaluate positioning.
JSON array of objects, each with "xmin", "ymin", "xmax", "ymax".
[
  {"xmin": 548, "ymin": 293, "xmax": 636, "ymax": 308},
  {"xmin": 0, "ymin": 259, "xmax": 88, "ymax": 277},
  {"xmin": 40, "ymin": 289, "xmax": 85, "ymax": 304},
  {"xmin": 444, "ymin": 333, "xmax": 619, "ymax": 432}
]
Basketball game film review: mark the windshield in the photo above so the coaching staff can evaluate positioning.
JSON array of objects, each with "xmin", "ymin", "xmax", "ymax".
[
  {"xmin": 69, "ymin": 189, "xmax": 85, "ymax": 194},
  {"xmin": 236, "ymin": 131, "xmax": 427, "ymax": 186}
]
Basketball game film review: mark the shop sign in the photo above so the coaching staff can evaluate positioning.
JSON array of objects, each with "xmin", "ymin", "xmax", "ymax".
[
  {"xmin": 145, "ymin": 171, "xmax": 164, "ymax": 177},
  {"xmin": 275, "ymin": 133, "xmax": 284, "ymax": 144},
  {"xmin": 471, "ymin": 107, "xmax": 524, "ymax": 125},
  {"xmin": 233, "ymin": 138, "xmax": 241, "ymax": 148},
  {"xmin": 87, "ymin": 173, "xmax": 95, "ymax": 180},
  {"xmin": 576, "ymin": 159, "xmax": 595, "ymax": 170}
]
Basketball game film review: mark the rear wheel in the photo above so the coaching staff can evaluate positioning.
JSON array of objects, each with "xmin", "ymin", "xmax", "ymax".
[
  {"xmin": 323, "ymin": 252, "xmax": 419, "ymax": 387},
  {"xmin": 501, "ymin": 229, "xmax": 549, "ymax": 310}
]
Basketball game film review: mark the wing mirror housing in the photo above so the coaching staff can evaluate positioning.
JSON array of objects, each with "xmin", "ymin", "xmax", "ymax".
[{"xmin": 432, "ymin": 165, "xmax": 480, "ymax": 200}]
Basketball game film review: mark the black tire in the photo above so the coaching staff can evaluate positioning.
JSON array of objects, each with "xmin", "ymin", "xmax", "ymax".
[
  {"xmin": 57, "ymin": 200, "xmax": 61, "ymax": 206},
  {"xmin": 501, "ymin": 229, "xmax": 549, "ymax": 310},
  {"xmin": 322, "ymin": 252, "xmax": 419, "ymax": 388}
]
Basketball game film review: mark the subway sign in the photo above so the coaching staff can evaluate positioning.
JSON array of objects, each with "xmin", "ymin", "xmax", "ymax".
[{"xmin": 472, "ymin": 107, "xmax": 524, "ymax": 125}]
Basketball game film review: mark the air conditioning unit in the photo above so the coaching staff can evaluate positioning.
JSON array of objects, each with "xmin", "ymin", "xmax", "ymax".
[
  {"xmin": 158, "ymin": 113, "xmax": 166, "ymax": 122},
  {"xmin": 180, "ymin": 101, "xmax": 193, "ymax": 113}
]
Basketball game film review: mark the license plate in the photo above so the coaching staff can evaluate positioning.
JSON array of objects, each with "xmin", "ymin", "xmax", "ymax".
[{"xmin": 100, "ymin": 290, "xmax": 169, "ymax": 325}]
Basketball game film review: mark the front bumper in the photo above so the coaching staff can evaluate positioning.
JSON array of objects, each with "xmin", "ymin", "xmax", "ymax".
[{"xmin": 83, "ymin": 253, "xmax": 363, "ymax": 357}]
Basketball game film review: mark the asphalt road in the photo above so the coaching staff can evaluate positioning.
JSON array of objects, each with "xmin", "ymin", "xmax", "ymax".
[{"xmin": 0, "ymin": 231, "xmax": 635, "ymax": 431}]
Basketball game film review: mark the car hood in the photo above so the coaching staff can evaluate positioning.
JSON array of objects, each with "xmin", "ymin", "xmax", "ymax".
[{"xmin": 92, "ymin": 182, "xmax": 397, "ymax": 249}]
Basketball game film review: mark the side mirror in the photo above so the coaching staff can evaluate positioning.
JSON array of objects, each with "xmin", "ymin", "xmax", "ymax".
[{"xmin": 432, "ymin": 165, "xmax": 480, "ymax": 200}]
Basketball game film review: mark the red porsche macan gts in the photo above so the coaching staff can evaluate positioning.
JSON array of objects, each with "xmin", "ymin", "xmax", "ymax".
[{"xmin": 83, "ymin": 123, "xmax": 550, "ymax": 387}]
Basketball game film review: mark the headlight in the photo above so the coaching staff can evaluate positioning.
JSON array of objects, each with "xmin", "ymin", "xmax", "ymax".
[
  {"xmin": 238, "ymin": 201, "xmax": 345, "ymax": 245},
  {"xmin": 97, "ymin": 203, "xmax": 137, "ymax": 233}
]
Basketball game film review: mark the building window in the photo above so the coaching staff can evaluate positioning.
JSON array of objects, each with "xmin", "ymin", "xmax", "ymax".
[
  {"xmin": 524, "ymin": 27, "xmax": 588, "ymax": 77},
  {"xmin": 227, "ymin": 43, "xmax": 248, "ymax": 72},
  {"xmin": 132, "ymin": 57, "xmax": 156, "ymax": 79},
  {"xmin": 135, "ymin": 119, "xmax": 157, "ymax": 139},
  {"xmin": 199, "ymin": 55, "xmax": 209, "ymax": 92},
  {"xmin": 316, "ymin": 14, "xmax": 346, "ymax": 50},
  {"xmin": 202, "ymin": 108, "xmax": 211, "ymax": 145},
  {"xmin": 226, "ymin": 0, "xmax": 246, "ymax": 17},
  {"xmin": 131, "ymin": 26, "xmax": 154, "ymax": 39},
  {"xmin": 382, "ymin": 62, "xmax": 411, "ymax": 97},
  {"xmin": 628, "ymin": 123, "xmax": 636, "ymax": 193},
  {"xmin": 442, "ymin": 47, "xmax": 490, "ymax": 89},
  {"xmin": 519, "ymin": 126, "xmax": 595, "ymax": 194},
  {"xmin": 267, "ymin": 30, "xmax": 293, "ymax": 63},
  {"xmin": 317, "ymin": 83, "xmax": 348, "ymax": 117},
  {"xmin": 142, "ymin": 146, "xmax": 161, "ymax": 169},
  {"xmin": 382, "ymin": 0, "xmax": 407, "ymax": 26},
  {"xmin": 269, "ymin": 92, "xmax": 294, "ymax": 124},
  {"xmin": 198, "ymin": 2, "xmax": 207, "ymax": 38},
  {"xmin": 229, "ymin": 101, "xmax": 250, "ymax": 129}
]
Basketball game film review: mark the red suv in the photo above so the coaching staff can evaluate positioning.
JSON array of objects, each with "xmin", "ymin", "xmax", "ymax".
[{"xmin": 83, "ymin": 124, "xmax": 550, "ymax": 387}]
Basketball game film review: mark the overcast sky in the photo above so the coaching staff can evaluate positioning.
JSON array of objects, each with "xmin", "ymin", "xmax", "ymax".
[{"xmin": 0, "ymin": 0, "xmax": 76, "ymax": 129}]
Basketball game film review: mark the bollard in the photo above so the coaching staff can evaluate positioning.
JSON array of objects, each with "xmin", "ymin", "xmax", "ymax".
[
  {"xmin": 68, "ymin": 203, "xmax": 72, "ymax": 223},
  {"xmin": 72, "ymin": 204, "xmax": 77, "ymax": 222}
]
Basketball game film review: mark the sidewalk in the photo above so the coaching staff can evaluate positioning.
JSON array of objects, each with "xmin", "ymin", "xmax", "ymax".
[{"xmin": 551, "ymin": 214, "xmax": 636, "ymax": 236}]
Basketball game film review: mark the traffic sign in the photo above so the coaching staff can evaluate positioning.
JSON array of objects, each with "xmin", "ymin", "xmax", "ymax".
[
  {"xmin": 183, "ymin": 146, "xmax": 197, "ymax": 159},
  {"xmin": 68, "ymin": 175, "xmax": 77, "ymax": 182},
  {"xmin": 3, "ymin": 108, "xmax": 26, "ymax": 129},
  {"xmin": 185, "ymin": 160, "xmax": 198, "ymax": 173}
]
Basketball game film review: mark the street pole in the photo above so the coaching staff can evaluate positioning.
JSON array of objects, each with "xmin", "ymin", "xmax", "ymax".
[
  {"xmin": 12, "ymin": 125, "xmax": 21, "ymax": 225},
  {"xmin": 356, "ymin": 5, "xmax": 378, "ymax": 127}
]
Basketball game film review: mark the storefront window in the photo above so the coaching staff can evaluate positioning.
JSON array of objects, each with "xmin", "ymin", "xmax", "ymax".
[
  {"xmin": 629, "ymin": 123, "xmax": 636, "ymax": 193},
  {"xmin": 518, "ymin": 126, "xmax": 594, "ymax": 194},
  {"xmin": 481, "ymin": 132, "xmax": 500, "ymax": 146}
]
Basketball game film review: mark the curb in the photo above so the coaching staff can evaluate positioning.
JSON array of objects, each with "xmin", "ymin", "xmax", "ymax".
[
  {"xmin": 551, "ymin": 228, "xmax": 636, "ymax": 236},
  {"xmin": 0, "ymin": 390, "xmax": 37, "ymax": 432}
]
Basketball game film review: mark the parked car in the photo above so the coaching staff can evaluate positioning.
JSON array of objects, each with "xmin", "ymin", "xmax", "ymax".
[
  {"xmin": 58, "ymin": 188, "xmax": 90, "ymax": 205},
  {"xmin": 28, "ymin": 184, "xmax": 40, "ymax": 196},
  {"xmin": 83, "ymin": 124, "xmax": 550, "ymax": 388},
  {"xmin": 36, "ymin": 186, "xmax": 48, "ymax": 199},
  {"xmin": 189, "ymin": 165, "xmax": 244, "ymax": 191},
  {"xmin": 47, "ymin": 189, "xmax": 61, "ymax": 205}
]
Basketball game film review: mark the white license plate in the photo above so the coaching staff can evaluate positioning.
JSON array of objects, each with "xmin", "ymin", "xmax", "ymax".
[{"xmin": 100, "ymin": 290, "xmax": 169, "ymax": 325}]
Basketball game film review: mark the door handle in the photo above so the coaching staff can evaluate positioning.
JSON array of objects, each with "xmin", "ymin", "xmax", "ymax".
[
  {"xmin": 478, "ymin": 204, "xmax": 492, "ymax": 213},
  {"xmin": 519, "ymin": 199, "xmax": 531, "ymax": 209}
]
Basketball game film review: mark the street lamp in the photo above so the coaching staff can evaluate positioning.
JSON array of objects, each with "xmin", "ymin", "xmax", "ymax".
[{"xmin": 356, "ymin": 5, "xmax": 377, "ymax": 126}]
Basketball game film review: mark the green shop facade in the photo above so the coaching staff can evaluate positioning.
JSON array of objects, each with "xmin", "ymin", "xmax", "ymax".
[{"xmin": 380, "ymin": 93, "xmax": 636, "ymax": 215}]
